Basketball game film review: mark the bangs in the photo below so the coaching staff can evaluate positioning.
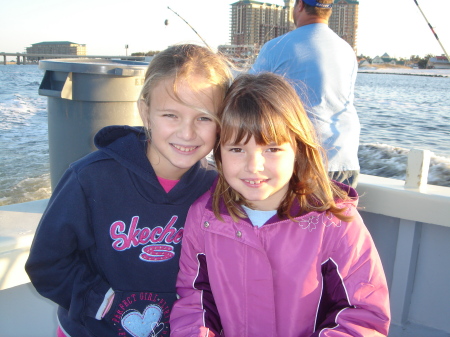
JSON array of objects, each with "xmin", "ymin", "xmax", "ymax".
[{"xmin": 220, "ymin": 94, "xmax": 294, "ymax": 146}]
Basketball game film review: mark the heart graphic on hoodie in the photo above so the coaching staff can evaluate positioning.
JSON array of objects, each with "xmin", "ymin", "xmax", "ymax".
[{"xmin": 121, "ymin": 305, "xmax": 164, "ymax": 337}]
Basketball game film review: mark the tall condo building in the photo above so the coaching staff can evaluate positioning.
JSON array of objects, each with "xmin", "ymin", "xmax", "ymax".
[
  {"xmin": 224, "ymin": 0, "xmax": 294, "ymax": 56},
  {"xmin": 221, "ymin": 0, "xmax": 358, "ymax": 59},
  {"xmin": 328, "ymin": 0, "xmax": 359, "ymax": 51}
]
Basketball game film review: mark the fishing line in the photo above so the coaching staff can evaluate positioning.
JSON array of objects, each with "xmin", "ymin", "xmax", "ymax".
[
  {"xmin": 413, "ymin": 0, "xmax": 449, "ymax": 61},
  {"xmin": 166, "ymin": 6, "xmax": 212, "ymax": 51}
]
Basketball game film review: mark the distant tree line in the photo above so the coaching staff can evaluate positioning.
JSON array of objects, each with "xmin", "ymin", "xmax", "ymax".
[
  {"xmin": 409, "ymin": 54, "xmax": 434, "ymax": 69},
  {"xmin": 357, "ymin": 54, "xmax": 434, "ymax": 69},
  {"xmin": 131, "ymin": 51, "xmax": 161, "ymax": 56}
]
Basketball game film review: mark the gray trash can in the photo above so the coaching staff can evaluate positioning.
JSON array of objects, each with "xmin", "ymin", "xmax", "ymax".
[{"xmin": 38, "ymin": 58, "xmax": 148, "ymax": 190}]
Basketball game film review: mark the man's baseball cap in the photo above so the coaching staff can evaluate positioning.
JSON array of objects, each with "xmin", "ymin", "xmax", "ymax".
[{"xmin": 302, "ymin": 0, "xmax": 333, "ymax": 8}]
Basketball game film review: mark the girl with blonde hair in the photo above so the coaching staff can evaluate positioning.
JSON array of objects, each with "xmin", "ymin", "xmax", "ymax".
[{"xmin": 26, "ymin": 44, "xmax": 233, "ymax": 337}]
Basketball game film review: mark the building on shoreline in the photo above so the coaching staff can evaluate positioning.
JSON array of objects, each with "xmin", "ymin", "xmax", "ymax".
[
  {"xmin": 372, "ymin": 53, "xmax": 397, "ymax": 66},
  {"xmin": 219, "ymin": 0, "xmax": 358, "ymax": 63},
  {"xmin": 229, "ymin": 0, "xmax": 294, "ymax": 48},
  {"xmin": 26, "ymin": 41, "xmax": 86, "ymax": 61},
  {"xmin": 427, "ymin": 55, "xmax": 450, "ymax": 69},
  {"xmin": 219, "ymin": 0, "xmax": 294, "ymax": 63},
  {"xmin": 328, "ymin": 0, "xmax": 359, "ymax": 51}
]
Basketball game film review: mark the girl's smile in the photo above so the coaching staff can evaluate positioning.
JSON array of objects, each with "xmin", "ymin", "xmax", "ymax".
[
  {"xmin": 242, "ymin": 178, "xmax": 269, "ymax": 187},
  {"xmin": 171, "ymin": 144, "xmax": 199, "ymax": 153}
]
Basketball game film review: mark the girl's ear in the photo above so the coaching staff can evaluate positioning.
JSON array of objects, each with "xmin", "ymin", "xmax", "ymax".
[{"xmin": 138, "ymin": 99, "xmax": 151, "ymax": 128}]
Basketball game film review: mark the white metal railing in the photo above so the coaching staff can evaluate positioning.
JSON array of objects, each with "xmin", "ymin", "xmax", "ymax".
[
  {"xmin": 356, "ymin": 149, "xmax": 450, "ymax": 228},
  {"xmin": 355, "ymin": 149, "xmax": 450, "ymax": 335}
]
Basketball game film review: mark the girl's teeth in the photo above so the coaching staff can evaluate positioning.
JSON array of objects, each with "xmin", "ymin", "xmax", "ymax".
[
  {"xmin": 174, "ymin": 145, "xmax": 196, "ymax": 152},
  {"xmin": 246, "ymin": 180, "xmax": 262, "ymax": 184}
]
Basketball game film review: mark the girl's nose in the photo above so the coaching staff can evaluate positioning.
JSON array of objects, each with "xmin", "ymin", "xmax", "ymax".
[
  {"xmin": 246, "ymin": 152, "xmax": 265, "ymax": 173},
  {"xmin": 177, "ymin": 121, "xmax": 196, "ymax": 141}
]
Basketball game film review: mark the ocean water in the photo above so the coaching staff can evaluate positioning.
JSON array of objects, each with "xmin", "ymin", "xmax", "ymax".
[
  {"xmin": 355, "ymin": 72, "xmax": 450, "ymax": 186},
  {"xmin": 0, "ymin": 65, "xmax": 449, "ymax": 206},
  {"xmin": 0, "ymin": 65, "xmax": 50, "ymax": 206}
]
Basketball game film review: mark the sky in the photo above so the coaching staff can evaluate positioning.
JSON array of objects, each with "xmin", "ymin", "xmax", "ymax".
[{"xmin": 1, "ymin": 0, "xmax": 449, "ymax": 60}]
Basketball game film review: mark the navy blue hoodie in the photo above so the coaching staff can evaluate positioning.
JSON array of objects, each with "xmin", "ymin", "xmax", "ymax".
[{"xmin": 25, "ymin": 125, "xmax": 217, "ymax": 337}]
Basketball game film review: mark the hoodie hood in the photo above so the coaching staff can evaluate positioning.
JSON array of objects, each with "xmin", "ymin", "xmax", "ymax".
[
  {"xmin": 93, "ymin": 125, "xmax": 216, "ymax": 205},
  {"xmin": 95, "ymin": 125, "xmax": 151, "ymax": 177}
]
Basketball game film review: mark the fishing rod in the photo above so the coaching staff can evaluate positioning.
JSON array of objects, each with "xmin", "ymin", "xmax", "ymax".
[
  {"xmin": 413, "ymin": 0, "xmax": 449, "ymax": 61},
  {"xmin": 166, "ymin": 6, "xmax": 212, "ymax": 51}
]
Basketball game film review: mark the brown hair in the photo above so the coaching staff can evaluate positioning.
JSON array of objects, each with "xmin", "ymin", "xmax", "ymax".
[
  {"xmin": 138, "ymin": 44, "xmax": 233, "ymax": 135},
  {"xmin": 213, "ymin": 73, "xmax": 352, "ymax": 222},
  {"xmin": 296, "ymin": 0, "xmax": 333, "ymax": 19}
]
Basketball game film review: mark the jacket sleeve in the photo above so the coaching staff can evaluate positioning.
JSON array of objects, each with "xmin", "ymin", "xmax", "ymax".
[
  {"xmin": 313, "ymin": 206, "xmax": 391, "ymax": 336},
  {"xmin": 170, "ymin": 196, "xmax": 222, "ymax": 337},
  {"xmin": 25, "ymin": 167, "xmax": 110, "ymax": 324}
]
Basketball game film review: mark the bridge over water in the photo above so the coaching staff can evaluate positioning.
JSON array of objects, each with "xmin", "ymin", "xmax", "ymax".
[{"xmin": 0, "ymin": 52, "xmax": 147, "ymax": 65}]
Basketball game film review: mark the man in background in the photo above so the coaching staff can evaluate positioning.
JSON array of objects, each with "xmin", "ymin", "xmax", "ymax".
[{"xmin": 249, "ymin": 0, "xmax": 360, "ymax": 187}]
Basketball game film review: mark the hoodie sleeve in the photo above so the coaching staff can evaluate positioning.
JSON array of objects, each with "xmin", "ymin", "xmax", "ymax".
[
  {"xmin": 170, "ymin": 194, "xmax": 222, "ymax": 337},
  {"xmin": 25, "ymin": 167, "xmax": 110, "ymax": 324},
  {"xmin": 312, "ymin": 207, "xmax": 391, "ymax": 336}
]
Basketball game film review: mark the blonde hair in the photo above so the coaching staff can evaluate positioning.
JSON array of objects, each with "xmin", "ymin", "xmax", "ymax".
[
  {"xmin": 138, "ymin": 44, "xmax": 233, "ymax": 135},
  {"xmin": 213, "ymin": 73, "xmax": 352, "ymax": 222}
]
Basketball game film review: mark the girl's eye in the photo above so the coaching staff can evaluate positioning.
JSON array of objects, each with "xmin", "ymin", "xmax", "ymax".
[
  {"xmin": 229, "ymin": 147, "xmax": 243, "ymax": 153},
  {"xmin": 198, "ymin": 116, "xmax": 213, "ymax": 122},
  {"xmin": 267, "ymin": 147, "xmax": 282, "ymax": 153},
  {"xmin": 163, "ymin": 113, "xmax": 177, "ymax": 118}
]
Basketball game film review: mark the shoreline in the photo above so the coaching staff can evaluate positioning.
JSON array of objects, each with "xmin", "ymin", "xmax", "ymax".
[
  {"xmin": 3, "ymin": 63, "xmax": 450, "ymax": 78},
  {"xmin": 358, "ymin": 66, "xmax": 450, "ymax": 78}
]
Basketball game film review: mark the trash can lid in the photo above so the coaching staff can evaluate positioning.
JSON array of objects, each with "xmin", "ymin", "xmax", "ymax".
[{"xmin": 39, "ymin": 58, "xmax": 148, "ymax": 77}]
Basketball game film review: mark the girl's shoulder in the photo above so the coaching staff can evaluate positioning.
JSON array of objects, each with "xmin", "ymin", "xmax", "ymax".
[
  {"xmin": 191, "ymin": 182, "xmax": 215, "ymax": 210},
  {"xmin": 69, "ymin": 150, "xmax": 111, "ymax": 172},
  {"xmin": 187, "ymin": 177, "xmax": 219, "ymax": 221},
  {"xmin": 289, "ymin": 198, "xmax": 360, "ymax": 230}
]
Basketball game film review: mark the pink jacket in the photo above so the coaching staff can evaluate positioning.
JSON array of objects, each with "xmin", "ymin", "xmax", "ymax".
[{"xmin": 170, "ymin": 184, "xmax": 390, "ymax": 337}]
